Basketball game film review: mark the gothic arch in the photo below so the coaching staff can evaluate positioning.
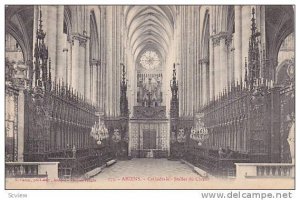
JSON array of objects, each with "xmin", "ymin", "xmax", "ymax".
[
  {"xmin": 89, "ymin": 10, "xmax": 100, "ymax": 61},
  {"xmin": 201, "ymin": 10, "xmax": 210, "ymax": 59},
  {"xmin": 6, "ymin": 25, "xmax": 26, "ymax": 62},
  {"xmin": 5, "ymin": 6, "xmax": 34, "ymax": 62},
  {"xmin": 200, "ymin": 9, "xmax": 211, "ymax": 104},
  {"xmin": 64, "ymin": 6, "xmax": 72, "ymax": 36},
  {"xmin": 275, "ymin": 59, "xmax": 294, "ymax": 85},
  {"xmin": 265, "ymin": 5, "xmax": 294, "ymax": 79},
  {"xmin": 226, "ymin": 6, "xmax": 235, "ymax": 35}
]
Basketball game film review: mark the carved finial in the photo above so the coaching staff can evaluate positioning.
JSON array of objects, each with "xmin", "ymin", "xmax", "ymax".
[{"xmin": 39, "ymin": 6, "xmax": 43, "ymax": 31}]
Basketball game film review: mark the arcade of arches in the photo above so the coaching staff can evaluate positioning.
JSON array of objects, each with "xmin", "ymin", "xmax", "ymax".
[{"xmin": 5, "ymin": 5, "xmax": 295, "ymax": 180}]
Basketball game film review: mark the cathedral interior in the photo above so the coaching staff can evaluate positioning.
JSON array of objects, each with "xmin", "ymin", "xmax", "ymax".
[{"xmin": 5, "ymin": 5, "xmax": 295, "ymax": 185}]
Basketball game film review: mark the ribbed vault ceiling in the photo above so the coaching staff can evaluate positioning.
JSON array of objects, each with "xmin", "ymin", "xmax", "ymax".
[{"xmin": 124, "ymin": 6, "xmax": 176, "ymax": 62}]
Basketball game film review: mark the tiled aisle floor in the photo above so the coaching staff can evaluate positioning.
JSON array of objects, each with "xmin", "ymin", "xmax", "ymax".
[{"xmin": 94, "ymin": 158, "xmax": 198, "ymax": 181}]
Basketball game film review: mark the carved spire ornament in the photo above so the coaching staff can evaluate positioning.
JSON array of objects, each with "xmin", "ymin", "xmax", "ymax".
[
  {"xmin": 246, "ymin": 7, "xmax": 261, "ymax": 90},
  {"xmin": 170, "ymin": 63, "xmax": 179, "ymax": 118},
  {"xmin": 120, "ymin": 63, "xmax": 129, "ymax": 117},
  {"xmin": 33, "ymin": 6, "xmax": 51, "ymax": 91}
]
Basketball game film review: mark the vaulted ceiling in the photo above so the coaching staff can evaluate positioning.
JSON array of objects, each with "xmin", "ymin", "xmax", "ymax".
[
  {"xmin": 265, "ymin": 5, "xmax": 294, "ymax": 63},
  {"xmin": 124, "ymin": 6, "xmax": 176, "ymax": 63},
  {"xmin": 5, "ymin": 5, "xmax": 34, "ymax": 61}
]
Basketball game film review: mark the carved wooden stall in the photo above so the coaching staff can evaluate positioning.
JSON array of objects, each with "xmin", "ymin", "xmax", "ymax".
[
  {"xmin": 23, "ymin": 82, "xmax": 114, "ymax": 178},
  {"xmin": 169, "ymin": 63, "xmax": 181, "ymax": 159},
  {"xmin": 22, "ymin": 10, "xmax": 114, "ymax": 178},
  {"xmin": 185, "ymin": 83, "xmax": 281, "ymax": 177},
  {"xmin": 169, "ymin": 63, "xmax": 194, "ymax": 160},
  {"xmin": 170, "ymin": 8, "xmax": 290, "ymax": 178},
  {"xmin": 104, "ymin": 63, "xmax": 129, "ymax": 160}
]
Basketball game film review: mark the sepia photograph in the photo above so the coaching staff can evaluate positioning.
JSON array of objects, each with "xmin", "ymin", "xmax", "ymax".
[{"xmin": 4, "ymin": 4, "xmax": 295, "ymax": 190}]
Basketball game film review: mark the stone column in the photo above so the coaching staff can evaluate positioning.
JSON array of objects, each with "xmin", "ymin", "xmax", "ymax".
[
  {"xmin": 199, "ymin": 62, "xmax": 202, "ymax": 108},
  {"xmin": 213, "ymin": 37, "xmax": 220, "ymax": 97},
  {"xmin": 85, "ymin": 41, "xmax": 90, "ymax": 101},
  {"xmin": 205, "ymin": 61, "xmax": 210, "ymax": 104},
  {"xmin": 196, "ymin": 61, "xmax": 200, "ymax": 111},
  {"xmin": 17, "ymin": 90, "xmax": 25, "ymax": 161},
  {"xmin": 209, "ymin": 38, "xmax": 215, "ymax": 100},
  {"xmin": 78, "ymin": 42, "xmax": 86, "ymax": 95},
  {"xmin": 99, "ymin": 10, "xmax": 106, "ymax": 112},
  {"xmin": 234, "ymin": 5, "xmax": 242, "ymax": 83},
  {"xmin": 46, "ymin": 6, "xmax": 57, "ymax": 78},
  {"xmin": 91, "ymin": 62, "xmax": 98, "ymax": 105},
  {"xmin": 241, "ymin": 6, "xmax": 252, "ymax": 82},
  {"xmin": 56, "ymin": 6, "xmax": 65, "ymax": 82},
  {"xmin": 97, "ymin": 62, "xmax": 100, "ymax": 108},
  {"xmin": 189, "ymin": 6, "xmax": 195, "ymax": 116},
  {"xmin": 201, "ymin": 59, "xmax": 208, "ymax": 105},
  {"xmin": 106, "ymin": 6, "xmax": 113, "ymax": 117},
  {"xmin": 71, "ymin": 39, "xmax": 79, "ymax": 91},
  {"xmin": 220, "ymin": 36, "xmax": 228, "ymax": 92},
  {"xmin": 99, "ymin": 62, "xmax": 103, "ymax": 108},
  {"xmin": 179, "ymin": 6, "xmax": 188, "ymax": 116},
  {"xmin": 101, "ymin": 62, "xmax": 105, "ymax": 112},
  {"xmin": 67, "ymin": 41, "xmax": 72, "ymax": 85},
  {"xmin": 226, "ymin": 36, "xmax": 234, "ymax": 87}
]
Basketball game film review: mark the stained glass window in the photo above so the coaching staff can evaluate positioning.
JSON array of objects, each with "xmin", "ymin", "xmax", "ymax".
[{"xmin": 140, "ymin": 51, "xmax": 160, "ymax": 70}]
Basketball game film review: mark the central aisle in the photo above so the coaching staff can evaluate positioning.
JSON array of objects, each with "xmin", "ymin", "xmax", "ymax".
[{"xmin": 94, "ymin": 158, "xmax": 198, "ymax": 181}]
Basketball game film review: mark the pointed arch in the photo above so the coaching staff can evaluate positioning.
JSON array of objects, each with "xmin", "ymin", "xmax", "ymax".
[
  {"xmin": 89, "ymin": 10, "xmax": 100, "ymax": 61},
  {"xmin": 5, "ymin": 6, "xmax": 34, "ymax": 62},
  {"xmin": 201, "ymin": 10, "xmax": 210, "ymax": 59},
  {"xmin": 63, "ymin": 6, "xmax": 72, "ymax": 35}
]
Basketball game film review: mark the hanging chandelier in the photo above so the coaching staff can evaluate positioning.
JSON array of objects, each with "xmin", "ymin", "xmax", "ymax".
[
  {"xmin": 190, "ymin": 120, "xmax": 208, "ymax": 146},
  {"xmin": 90, "ymin": 120, "xmax": 109, "ymax": 145}
]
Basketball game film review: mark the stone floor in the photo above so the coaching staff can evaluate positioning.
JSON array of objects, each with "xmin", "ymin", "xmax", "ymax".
[
  {"xmin": 94, "ymin": 158, "xmax": 198, "ymax": 181},
  {"xmin": 91, "ymin": 158, "xmax": 207, "ymax": 188}
]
